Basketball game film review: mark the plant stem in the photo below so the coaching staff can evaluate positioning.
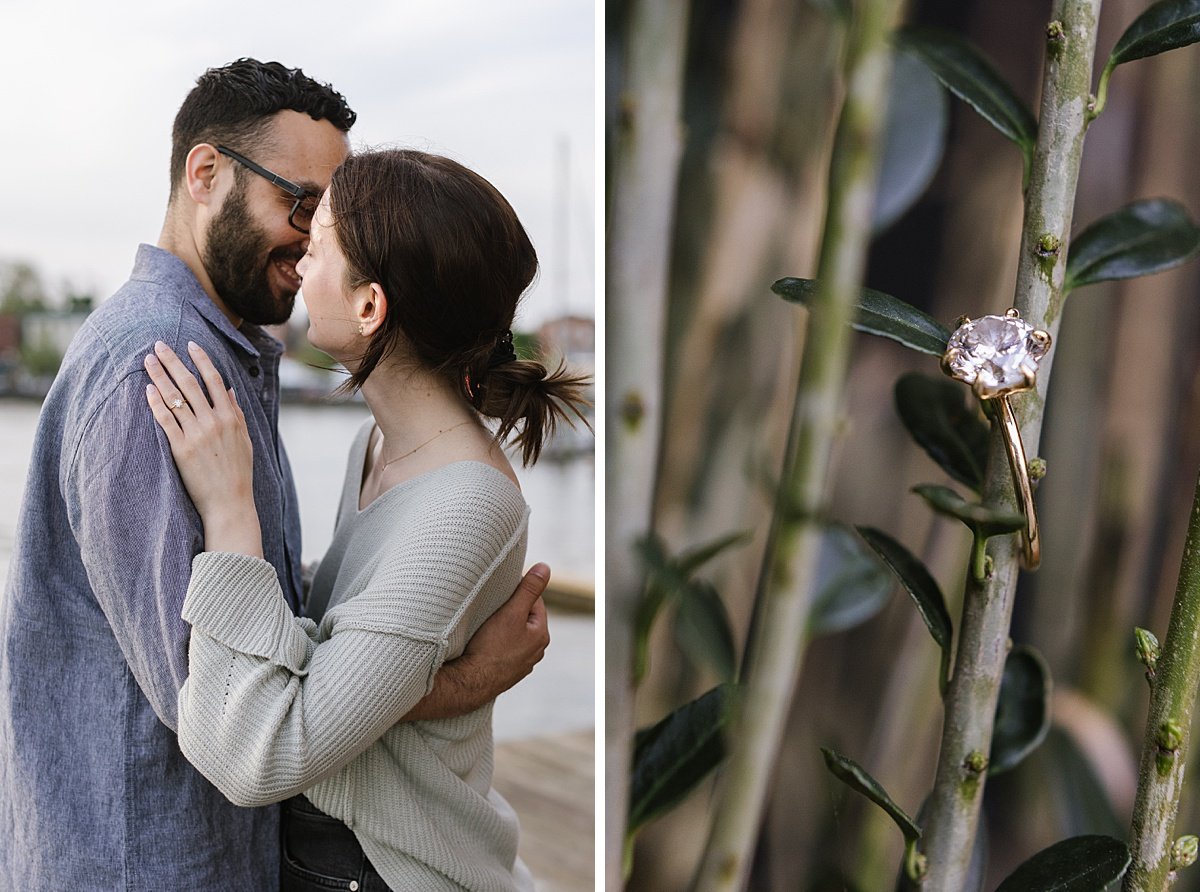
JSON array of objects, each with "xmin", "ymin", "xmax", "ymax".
[
  {"xmin": 970, "ymin": 532, "xmax": 987, "ymax": 583},
  {"xmin": 1091, "ymin": 60, "xmax": 1115, "ymax": 120},
  {"xmin": 1124, "ymin": 475, "xmax": 1200, "ymax": 890},
  {"xmin": 691, "ymin": 0, "xmax": 902, "ymax": 888},
  {"xmin": 918, "ymin": 3, "xmax": 1103, "ymax": 888},
  {"xmin": 605, "ymin": 1, "xmax": 691, "ymax": 887}
]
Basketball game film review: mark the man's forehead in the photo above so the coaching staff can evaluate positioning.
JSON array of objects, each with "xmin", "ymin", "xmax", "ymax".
[{"xmin": 260, "ymin": 111, "xmax": 350, "ymax": 188}]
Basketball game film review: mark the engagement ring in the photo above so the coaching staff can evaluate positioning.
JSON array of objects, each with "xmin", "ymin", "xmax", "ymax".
[
  {"xmin": 170, "ymin": 397, "xmax": 187, "ymax": 411},
  {"xmin": 941, "ymin": 308, "xmax": 1051, "ymax": 570}
]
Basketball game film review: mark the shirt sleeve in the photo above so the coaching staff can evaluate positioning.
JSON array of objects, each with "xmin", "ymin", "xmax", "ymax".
[
  {"xmin": 175, "ymin": 477, "xmax": 528, "ymax": 808},
  {"xmin": 65, "ymin": 372, "xmax": 204, "ymax": 730}
]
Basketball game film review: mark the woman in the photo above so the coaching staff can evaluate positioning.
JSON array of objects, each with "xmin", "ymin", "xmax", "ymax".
[{"xmin": 143, "ymin": 149, "xmax": 589, "ymax": 891}]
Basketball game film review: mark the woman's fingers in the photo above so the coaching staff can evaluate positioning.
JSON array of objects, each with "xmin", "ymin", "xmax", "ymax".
[
  {"xmin": 143, "ymin": 352, "xmax": 194, "ymax": 420},
  {"xmin": 227, "ymin": 387, "xmax": 247, "ymax": 423},
  {"xmin": 145, "ymin": 382, "xmax": 184, "ymax": 447},
  {"xmin": 152, "ymin": 341, "xmax": 209, "ymax": 410},
  {"xmin": 186, "ymin": 342, "xmax": 231, "ymax": 417}
]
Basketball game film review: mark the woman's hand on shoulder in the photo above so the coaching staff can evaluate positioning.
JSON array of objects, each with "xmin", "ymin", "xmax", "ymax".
[{"xmin": 144, "ymin": 340, "xmax": 263, "ymax": 557}]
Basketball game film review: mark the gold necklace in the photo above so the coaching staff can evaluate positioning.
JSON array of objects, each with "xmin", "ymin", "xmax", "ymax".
[{"xmin": 379, "ymin": 420, "xmax": 473, "ymax": 470}]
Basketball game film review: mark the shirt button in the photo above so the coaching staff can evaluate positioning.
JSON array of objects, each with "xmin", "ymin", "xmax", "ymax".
[
  {"xmin": 249, "ymin": 366, "xmax": 261, "ymax": 377},
  {"xmin": 349, "ymin": 883, "xmax": 359, "ymax": 891}
]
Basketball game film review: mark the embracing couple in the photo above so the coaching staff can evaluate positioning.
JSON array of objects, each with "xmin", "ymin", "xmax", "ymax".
[{"xmin": 0, "ymin": 58, "xmax": 587, "ymax": 891}]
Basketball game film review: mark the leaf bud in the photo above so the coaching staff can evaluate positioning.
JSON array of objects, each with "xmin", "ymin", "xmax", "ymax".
[
  {"xmin": 963, "ymin": 751, "xmax": 988, "ymax": 774},
  {"xmin": 1036, "ymin": 234, "xmax": 1062, "ymax": 257},
  {"xmin": 1159, "ymin": 720, "xmax": 1185, "ymax": 753},
  {"xmin": 1135, "ymin": 627, "xmax": 1160, "ymax": 678},
  {"xmin": 1172, "ymin": 835, "xmax": 1198, "ymax": 871}
]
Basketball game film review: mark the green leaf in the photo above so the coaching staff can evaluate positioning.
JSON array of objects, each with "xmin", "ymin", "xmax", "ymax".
[
  {"xmin": 674, "ymin": 580, "xmax": 737, "ymax": 682},
  {"xmin": 772, "ymin": 277, "xmax": 950, "ymax": 355},
  {"xmin": 629, "ymin": 685, "xmax": 733, "ymax": 832},
  {"xmin": 821, "ymin": 747, "xmax": 921, "ymax": 843},
  {"xmin": 633, "ymin": 532, "xmax": 750, "ymax": 683},
  {"xmin": 1064, "ymin": 198, "xmax": 1200, "ymax": 292},
  {"xmin": 856, "ymin": 527, "xmax": 952, "ymax": 667},
  {"xmin": 895, "ymin": 26, "xmax": 1037, "ymax": 170},
  {"xmin": 1097, "ymin": 1, "xmax": 1200, "ymax": 116},
  {"xmin": 874, "ymin": 51, "xmax": 949, "ymax": 232},
  {"xmin": 995, "ymin": 835, "xmax": 1131, "ymax": 892},
  {"xmin": 1108, "ymin": 0, "xmax": 1200, "ymax": 68},
  {"xmin": 809, "ymin": 525, "xmax": 894, "ymax": 637},
  {"xmin": 676, "ymin": 530, "xmax": 753, "ymax": 577},
  {"xmin": 913, "ymin": 483, "xmax": 1026, "ymax": 539},
  {"xmin": 894, "ymin": 373, "xmax": 990, "ymax": 492},
  {"xmin": 633, "ymin": 535, "xmax": 673, "ymax": 683},
  {"xmin": 990, "ymin": 645, "xmax": 1052, "ymax": 774}
]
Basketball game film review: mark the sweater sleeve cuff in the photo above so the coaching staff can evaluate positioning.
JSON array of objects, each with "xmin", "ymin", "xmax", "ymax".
[{"xmin": 182, "ymin": 552, "xmax": 308, "ymax": 669}]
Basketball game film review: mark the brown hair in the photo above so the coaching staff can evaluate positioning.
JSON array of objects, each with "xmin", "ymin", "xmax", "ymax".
[
  {"xmin": 170, "ymin": 58, "xmax": 355, "ymax": 196},
  {"xmin": 328, "ymin": 149, "xmax": 590, "ymax": 465}
]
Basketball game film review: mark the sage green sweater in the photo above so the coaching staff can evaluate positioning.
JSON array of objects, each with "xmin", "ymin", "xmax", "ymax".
[{"xmin": 176, "ymin": 421, "xmax": 534, "ymax": 891}]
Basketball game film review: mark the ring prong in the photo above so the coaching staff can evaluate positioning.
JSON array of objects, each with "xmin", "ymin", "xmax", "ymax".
[
  {"xmin": 955, "ymin": 315, "xmax": 971, "ymax": 328},
  {"xmin": 1022, "ymin": 367, "xmax": 1036, "ymax": 390},
  {"xmin": 1031, "ymin": 329, "xmax": 1052, "ymax": 348},
  {"xmin": 941, "ymin": 348, "xmax": 960, "ymax": 377},
  {"xmin": 1005, "ymin": 308, "xmax": 1021, "ymax": 319}
]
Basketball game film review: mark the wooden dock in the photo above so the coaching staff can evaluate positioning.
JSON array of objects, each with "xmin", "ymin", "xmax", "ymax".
[
  {"xmin": 544, "ymin": 575, "xmax": 595, "ymax": 613},
  {"xmin": 494, "ymin": 728, "xmax": 595, "ymax": 891}
]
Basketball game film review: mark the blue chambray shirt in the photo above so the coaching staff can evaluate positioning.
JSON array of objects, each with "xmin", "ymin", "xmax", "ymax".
[{"xmin": 0, "ymin": 245, "xmax": 304, "ymax": 889}]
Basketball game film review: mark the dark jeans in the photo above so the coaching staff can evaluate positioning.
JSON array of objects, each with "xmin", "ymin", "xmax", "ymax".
[{"xmin": 280, "ymin": 795, "xmax": 392, "ymax": 892}]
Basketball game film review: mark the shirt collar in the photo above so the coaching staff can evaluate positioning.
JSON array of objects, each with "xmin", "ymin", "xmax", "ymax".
[{"xmin": 131, "ymin": 244, "xmax": 277, "ymax": 360}]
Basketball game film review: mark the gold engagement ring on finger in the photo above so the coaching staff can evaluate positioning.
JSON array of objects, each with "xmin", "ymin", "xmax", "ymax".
[
  {"xmin": 941, "ymin": 308, "xmax": 1051, "ymax": 571},
  {"xmin": 170, "ymin": 397, "xmax": 187, "ymax": 411}
]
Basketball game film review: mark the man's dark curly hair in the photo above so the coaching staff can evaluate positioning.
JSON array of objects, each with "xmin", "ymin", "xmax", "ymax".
[{"xmin": 169, "ymin": 58, "xmax": 356, "ymax": 196}]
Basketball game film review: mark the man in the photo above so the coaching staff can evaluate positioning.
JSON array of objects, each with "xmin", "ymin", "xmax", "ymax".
[{"xmin": 0, "ymin": 59, "xmax": 550, "ymax": 889}]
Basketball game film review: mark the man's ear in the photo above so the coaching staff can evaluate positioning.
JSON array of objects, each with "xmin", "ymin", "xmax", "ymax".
[
  {"xmin": 356, "ymin": 283, "xmax": 388, "ymax": 337},
  {"xmin": 183, "ymin": 144, "xmax": 223, "ymax": 207}
]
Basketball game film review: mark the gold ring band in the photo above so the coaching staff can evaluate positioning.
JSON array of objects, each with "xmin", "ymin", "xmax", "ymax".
[
  {"xmin": 995, "ymin": 395, "xmax": 1040, "ymax": 570},
  {"xmin": 941, "ymin": 308, "xmax": 1050, "ymax": 571}
]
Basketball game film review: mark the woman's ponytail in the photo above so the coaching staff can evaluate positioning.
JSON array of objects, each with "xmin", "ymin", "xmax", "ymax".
[{"xmin": 469, "ymin": 354, "xmax": 591, "ymax": 466}]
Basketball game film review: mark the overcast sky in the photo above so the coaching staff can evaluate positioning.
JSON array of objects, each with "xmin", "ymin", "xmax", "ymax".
[{"xmin": 0, "ymin": 0, "xmax": 596, "ymax": 329}]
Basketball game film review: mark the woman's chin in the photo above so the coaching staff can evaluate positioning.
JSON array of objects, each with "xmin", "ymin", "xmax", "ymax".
[
  {"xmin": 306, "ymin": 331, "xmax": 332, "ymax": 357},
  {"xmin": 306, "ymin": 332, "xmax": 352, "ymax": 367}
]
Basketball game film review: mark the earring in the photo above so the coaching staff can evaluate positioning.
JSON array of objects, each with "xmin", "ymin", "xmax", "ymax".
[{"xmin": 358, "ymin": 324, "xmax": 365, "ymax": 335}]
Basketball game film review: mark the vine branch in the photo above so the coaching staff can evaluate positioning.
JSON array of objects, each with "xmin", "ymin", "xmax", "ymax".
[
  {"xmin": 691, "ymin": 0, "xmax": 903, "ymax": 887},
  {"xmin": 1124, "ymin": 475, "xmax": 1200, "ymax": 889},
  {"xmin": 605, "ymin": 0, "xmax": 692, "ymax": 886},
  {"xmin": 918, "ymin": 3, "xmax": 1104, "ymax": 888}
]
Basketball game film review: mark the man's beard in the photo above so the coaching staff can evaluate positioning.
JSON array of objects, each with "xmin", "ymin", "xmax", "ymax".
[{"xmin": 202, "ymin": 183, "xmax": 298, "ymax": 326}]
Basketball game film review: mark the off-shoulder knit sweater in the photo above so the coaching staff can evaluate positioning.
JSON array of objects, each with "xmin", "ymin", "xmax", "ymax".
[{"xmin": 176, "ymin": 420, "xmax": 534, "ymax": 891}]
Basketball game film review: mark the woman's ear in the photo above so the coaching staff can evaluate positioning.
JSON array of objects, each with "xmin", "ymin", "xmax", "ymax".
[
  {"xmin": 184, "ymin": 144, "xmax": 223, "ymax": 207},
  {"xmin": 356, "ymin": 283, "xmax": 388, "ymax": 336}
]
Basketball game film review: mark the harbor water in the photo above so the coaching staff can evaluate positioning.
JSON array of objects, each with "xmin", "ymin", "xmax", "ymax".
[{"xmin": 0, "ymin": 398, "xmax": 595, "ymax": 740}]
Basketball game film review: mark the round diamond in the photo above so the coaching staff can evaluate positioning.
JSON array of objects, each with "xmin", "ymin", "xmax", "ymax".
[{"xmin": 944, "ymin": 313, "xmax": 1050, "ymax": 398}]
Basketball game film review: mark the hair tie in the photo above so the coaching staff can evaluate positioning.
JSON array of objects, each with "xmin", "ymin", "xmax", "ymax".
[
  {"xmin": 464, "ymin": 330, "xmax": 517, "ymax": 406},
  {"xmin": 487, "ymin": 329, "xmax": 517, "ymax": 369}
]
